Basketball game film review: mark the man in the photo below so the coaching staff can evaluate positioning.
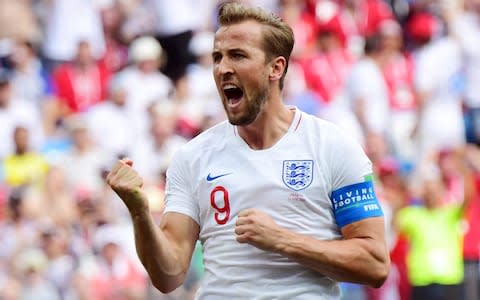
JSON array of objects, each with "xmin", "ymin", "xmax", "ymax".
[
  {"xmin": 52, "ymin": 40, "xmax": 111, "ymax": 115},
  {"xmin": 3, "ymin": 126, "xmax": 49, "ymax": 187},
  {"xmin": 0, "ymin": 68, "xmax": 44, "ymax": 159},
  {"xmin": 107, "ymin": 3, "xmax": 389, "ymax": 299}
]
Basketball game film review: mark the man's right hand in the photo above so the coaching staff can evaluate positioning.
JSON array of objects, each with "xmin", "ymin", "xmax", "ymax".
[{"xmin": 106, "ymin": 158, "xmax": 149, "ymax": 215}]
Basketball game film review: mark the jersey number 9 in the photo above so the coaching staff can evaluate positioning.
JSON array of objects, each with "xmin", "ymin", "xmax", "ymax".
[{"xmin": 210, "ymin": 186, "xmax": 230, "ymax": 225}]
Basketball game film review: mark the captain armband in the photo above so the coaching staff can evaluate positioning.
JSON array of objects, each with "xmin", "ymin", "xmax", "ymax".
[{"xmin": 330, "ymin": 180, "xmax": 383, "ymax": 228}]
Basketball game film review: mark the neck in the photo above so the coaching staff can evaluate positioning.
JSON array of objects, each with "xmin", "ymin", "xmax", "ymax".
[
  {"xmin": 15, "ymin": 149, "xmax": 27, "ymax": 155},
  {"xmin": 75, "ymin": 144, "xmax": 90, "ymax": 153},
  {"xmin": 16, "ymin": 61, "xmax": 31, "ymax": 73},
  {"xmin": 154, "ymin": 138, "xmax": 166, "ymax": 150},
  {"xmin": 237, "ymin": 96, "xmax": 294, "ymax": 150},
  {"xmin": 77, "ymin": 61, "xmax": 93, "ymax": 71},
  {"xmin": 371, "ymin": 52, "xmax": 388, "ymax": 68}
]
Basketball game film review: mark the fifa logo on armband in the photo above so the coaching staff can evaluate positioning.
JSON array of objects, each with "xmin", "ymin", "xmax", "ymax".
[{"xmin": 364, "ymin": 204, "xmax": 380, "ymax": 211}]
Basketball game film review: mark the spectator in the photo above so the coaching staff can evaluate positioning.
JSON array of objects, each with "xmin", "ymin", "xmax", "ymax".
[
  {"xmin": 24, "ymin": 166, "xmax": 78, "ymax": 228},
  {"xmin": 279, "ymin": 0, "xmax": 318, "ymax": 58},
  {"xmin": 172, "ymin": 31, "xmax": 223, "ymax": 137},
  {"xmin": 7, "ymin": 38, "xmax": 60, "ymax": 137},
  {"xmin": 367, "ymin": 157, "xmax": 411, "ymax": 300},
  {"xmin": 40, "ymin": 226, "xmax": 76, "ymax": 298},
  {"xmin": 40, "ymin": 0, "xmax": 105, "ymax": 69},
  {"xmin": 0, "ymin": 187, "xmax": 40, "ymax": 270},
  {"xmin": 314, "ymin": 0, "xmax": 394, "ymax": 57},
  {"xmin": 13, "ymin": 247, "xmax": 60, "ymax": 300},
  {"xmin": 97, "ymin": 0, "xmax": 130, "ymax": 73},
  {"xmin": 89, "ymin": 224, "xmax": 147, "ymax": 300},
  {"xmin": 379, "ymin": 19, "xmax": 417, "ymax": 164},
  {"xmin": 69, "ymin": 189, "xmax": 102, "ymax": 257},
  {"xmin": 86, "ymin": 73, "xmax": 136, "ymax": 159},
  {"xmin": 298, "ymin": 17, "xmax": 355, "ymax": 104},
  {"xmin": 463, "ymin": 144, "xmax": 480, "ymax": 300},
  {"xmin": 58, "ymin": 116, "xmax": 108, "ymax": 195},
  {"xmin": 451, "ymin": 0, "xmax": 480, "ymax": 146},
  {"xmin": 410, "ymin": 12, "xmax": 465, "ymax": 161},
  {"xmin": 396, "ymin": 163, "xmax": 464, "ymax": 300},
  {"xmin": 0, "ymin": 68, "xmax": 44, "ymax": 159},
  {"xmin": 7, "ymin": 39, "xmax": 54, "ymax": 106},
  {"xmin": 184, "ymin": 31, "xmax": 222, "ymax": 125},
  {"xmin": 64, "ymin": 272, "xmax": 92, "ymax": 300},
  {"xmin": 345, "ymin": 33, "xmax": 390, "ymax": 143},
  {"xmin": 52, "ymin": 40, "xmax": 111, "ymax": 116},
  {"xmin": 3, "ymin": 126, "xmax": 49, "ymax": 188},
  {"xmin": 132, "ymin": 101, "xmax": 187, "ymax": 186},
  {"xmin": 283, "ymin": 60, "xmax": 323, "ymax": 117},
  {"xmin": 0, "ymin": 182, "xmax": 7, "ymax": 221},
  {"xmin": 146, "ymin": 0, "xmax": 198, "ymax": 85},
  {"xmin": 117, "ymin": 0, "xmax": 156, "ymax": 43},
  {"xmin": 436, "ymin": 148, "xmax": 465, "ymax": 206},
  {"xmin": 116, "ymin": 36, "xmax": 173, "ymax": 140}
]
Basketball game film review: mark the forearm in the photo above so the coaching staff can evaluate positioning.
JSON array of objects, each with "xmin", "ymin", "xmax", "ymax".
[
  {"xmin": 276, "ymin": 229, "xmax": 389, "ymax": 287},
  {"xmin": 131, "ymin": 211, "xmax": 187, "ymax": 293}
]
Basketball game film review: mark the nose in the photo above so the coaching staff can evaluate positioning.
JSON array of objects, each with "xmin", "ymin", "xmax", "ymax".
[{"xmin": 215, "ymin": 57, "xmax": 234, "ymax": 77}]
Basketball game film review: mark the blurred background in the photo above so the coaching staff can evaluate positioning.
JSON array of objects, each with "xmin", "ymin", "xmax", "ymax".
[{"xmin": 0, "ymin": 0, "xmax": 479, "ymax": 299}]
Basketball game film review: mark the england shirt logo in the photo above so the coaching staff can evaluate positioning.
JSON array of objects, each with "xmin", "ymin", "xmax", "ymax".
[{"xmin": 282, "ymin": 160, "xmax": 313, "ymax": 191}]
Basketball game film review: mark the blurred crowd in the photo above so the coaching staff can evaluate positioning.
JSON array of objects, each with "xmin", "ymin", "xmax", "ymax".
[{"xmin": 0, "ymin": 0, "xmax": 479, "ymax": 300}]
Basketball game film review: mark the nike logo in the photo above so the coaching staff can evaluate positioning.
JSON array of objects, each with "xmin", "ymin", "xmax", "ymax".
[{"xmin": 206, "ymin": 172, "xmax": 232, "ymax": 182}]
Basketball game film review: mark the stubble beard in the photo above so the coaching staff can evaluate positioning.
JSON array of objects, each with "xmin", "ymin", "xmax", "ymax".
[{"xmin": 226, "ymin": 85, "xmax": 269, "ymax": 126}]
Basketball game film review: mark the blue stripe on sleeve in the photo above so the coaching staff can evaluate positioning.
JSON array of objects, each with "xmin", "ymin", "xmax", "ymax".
[{"xmin": 330, "ymin": 181, "xmax": 383, "ymax": 228}]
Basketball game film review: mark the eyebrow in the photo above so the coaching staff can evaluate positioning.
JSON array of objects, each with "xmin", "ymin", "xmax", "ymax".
[{"xmin": 212, "ymin": 47, "xmax": 246, "ymax": 55}]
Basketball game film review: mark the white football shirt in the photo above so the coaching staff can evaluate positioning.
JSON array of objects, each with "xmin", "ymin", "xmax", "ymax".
[{"xmin": 164, "ymin": 108, "xmax": 375, "ymax": 299}]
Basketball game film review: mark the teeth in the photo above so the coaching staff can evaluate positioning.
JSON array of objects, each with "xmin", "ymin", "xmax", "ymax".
[{"xmin": 223, "ymin": 84, "xmax": 237, "ymax": 89}]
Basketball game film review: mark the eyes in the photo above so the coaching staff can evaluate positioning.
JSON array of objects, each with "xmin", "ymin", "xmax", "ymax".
[
  {"xmin": 212, "ymin": 51, "xmax": 247, "ymax": 64},
  {"xmin": 232, "ymin": 52, "xmax": 246, "ymax": 60}
]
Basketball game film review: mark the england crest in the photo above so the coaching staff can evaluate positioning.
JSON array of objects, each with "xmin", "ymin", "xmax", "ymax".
[{"xmin": 282, "ymin": 160, "xmax": 313, "ymax": 191}]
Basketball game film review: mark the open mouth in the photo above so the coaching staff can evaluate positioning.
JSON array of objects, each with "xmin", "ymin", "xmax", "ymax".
[{"xmin": 223, "ymin": 84, "xmax": 244, "ymax": 107}]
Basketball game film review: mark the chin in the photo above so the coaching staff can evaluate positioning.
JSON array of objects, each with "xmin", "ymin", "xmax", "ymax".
[{"xmin": 227, "ymin": 113, "xmax": 257, "ymax": 126}]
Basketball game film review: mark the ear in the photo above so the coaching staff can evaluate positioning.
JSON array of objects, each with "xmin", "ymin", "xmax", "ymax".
[{"xmin": 269, "ymin": 56, "xmax": 287, "ymax": 82}]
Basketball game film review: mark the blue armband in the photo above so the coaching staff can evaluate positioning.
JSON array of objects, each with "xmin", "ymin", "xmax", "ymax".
[{"xmin": 330, "ymin": 181, "xmax": 383, "ymax": 228}]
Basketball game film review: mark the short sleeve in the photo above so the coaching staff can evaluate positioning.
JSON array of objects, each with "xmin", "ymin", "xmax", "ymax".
[
  {"xmin": 163, "ymin": 148, "xmax": 200, "ymax": 225},
  {"xmin": 328, "ymin": 126, "xmax": 373, "ymax": 189},
  {"xmin": 327, "ymin": 126, "xmax": 383, "ymax": 227}
]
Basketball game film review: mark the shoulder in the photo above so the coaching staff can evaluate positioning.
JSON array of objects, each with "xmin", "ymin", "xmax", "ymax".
[
  {"xmin": 154, "ymin": 71, "xmax": 173, "ymax": 84},
  {"xmin": 300, "ymin": 111, "xmax": 357, "ymax": 144},
  {"xmin": 10, "ymin": 99, "xmax": 37, "ymax": 115},
  {"xmin": 165, "ymin": 121, "xmax": 230, "ymax": 180},
  {"xmin": 300, "ymin": 110, "xmax": 370, "ymax": 171},
  {"xmin": 172, "ymin": 121, "xmax": 231, "ymax": 159}
]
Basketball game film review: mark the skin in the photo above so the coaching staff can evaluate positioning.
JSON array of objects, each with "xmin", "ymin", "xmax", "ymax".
[
  {"xmin": 107, "ymin": 19, "xmax": 389, "ymax": 293},
  {"xmin": 212, "ymin": 20, "xmax": 293, "ymax": 149},
  {"xmin": 13, "ymin": 127, "xmax": 29, "ymax": 155}
]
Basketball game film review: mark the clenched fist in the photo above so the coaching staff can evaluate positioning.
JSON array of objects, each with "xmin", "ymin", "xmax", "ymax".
[
  {"xmin": 235, "ymin": 209, "xmax": 289, "ymax": 253},
  {"xmin": 106, "ymin": 158, "xmax": 149, "ymax": 215}
]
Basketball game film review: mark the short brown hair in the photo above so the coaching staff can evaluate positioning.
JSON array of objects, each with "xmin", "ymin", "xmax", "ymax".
[{"xmin": 218, "ymin": 2, "xmax": 294, "ymax": 90}]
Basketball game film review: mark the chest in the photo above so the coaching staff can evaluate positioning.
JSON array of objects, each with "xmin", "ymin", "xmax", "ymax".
[{"xmin": 193, "ymin": 148, "xmax": 335, "ymax": 238}]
